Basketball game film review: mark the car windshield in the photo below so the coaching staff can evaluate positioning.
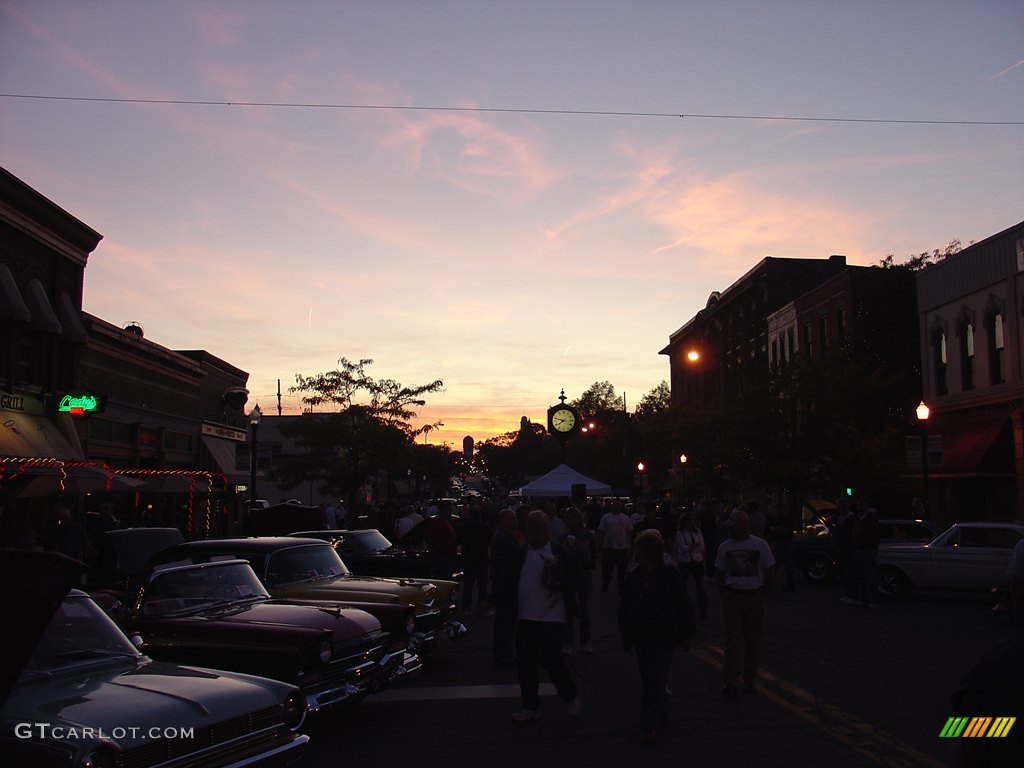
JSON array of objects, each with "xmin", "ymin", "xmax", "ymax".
[
  {"xmin": 346, "ymin": 530, "xmax": 392, "ymax": 553},
  {"xmin": 26, "ymin": 594, "xmax": 141, "ymax": 674},
  {"xmin": 265, "ymin": 544, "xmax": 350, "ymax": 586},
  {"xmin": 142, "ymin": 562, "xmax": 270, "ymax": 615}
]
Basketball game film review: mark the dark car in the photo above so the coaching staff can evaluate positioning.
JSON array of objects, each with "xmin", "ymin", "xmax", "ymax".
[
  {"xmin": 104, "ymin": 558, "xmax": 420, "ymax": 713},
  {"xmin": 290, "ymin": 528, "xmax": 463, "ymax": 581},
  {"xmin": 1, "ymin": 588, "xmax": 309, "ymax": 768},
  {"xmin": 152, "ymin": 537, "xmax": 464, "ymax": 649},
  {"xmin": 793, "ymin": 518, "xmax": 939, "ymax": 582}
]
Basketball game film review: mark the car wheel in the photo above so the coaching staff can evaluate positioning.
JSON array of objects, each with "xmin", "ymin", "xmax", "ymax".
[
  {"xmin": 804, "ymin": 555, "xmax": 830, "ymax": 583},
  {"xmin": 877, "ymin": 566, "xmax": 909, "ymax": 598}
]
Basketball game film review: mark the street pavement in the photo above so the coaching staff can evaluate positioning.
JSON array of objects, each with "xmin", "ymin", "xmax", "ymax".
[{"xmin": 301, "ymin": 572, "xmax": 1020, "ymax": 768}]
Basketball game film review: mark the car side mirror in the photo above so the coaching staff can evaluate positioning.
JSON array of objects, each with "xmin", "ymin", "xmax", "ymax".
[{"xmin": 130, "ymin": 634, "xmax": 144, "ymax": 649}]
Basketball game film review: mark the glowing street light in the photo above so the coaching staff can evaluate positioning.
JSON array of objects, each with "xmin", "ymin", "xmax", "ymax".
[{"xmin": 916, "ymin": 400, "xmax": 930, "ymax": 510}]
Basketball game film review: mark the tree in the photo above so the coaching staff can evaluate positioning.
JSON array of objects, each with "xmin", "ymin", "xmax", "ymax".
[
  {"xmin": 572, "ymin": 381, "xmax": 622, "ymax": 419},
  {"xmin": 633, "ymin": 381, "xmax": 671, "ymax": 421},
  {"xmin": 274, "ymin": 358, "xmax": 444, "ymax": 506},
  {"xmin": 878, "ymin": 239, "xmax": 963, "ymax": 271}
]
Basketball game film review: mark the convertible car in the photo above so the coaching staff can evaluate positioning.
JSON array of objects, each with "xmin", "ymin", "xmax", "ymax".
[
  {"xmin": 1, "ymin": 588, "xmax": 309, "ymax": 768},
  {"xmin": 152, "ymin": 537, "xmax": 465, "ymax": 648},
  {"xmin": 102, "ymin": 558, "xmax": 420, "ymax": 713}
]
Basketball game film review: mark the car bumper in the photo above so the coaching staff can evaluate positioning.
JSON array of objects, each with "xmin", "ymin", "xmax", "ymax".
[
  {"xmin": 303, "ymin": 649, "xmax": 422, "ymax": 712},
  {"xmin": 223, "ymin": 733, "xmax": 310, "ymax": 768}
]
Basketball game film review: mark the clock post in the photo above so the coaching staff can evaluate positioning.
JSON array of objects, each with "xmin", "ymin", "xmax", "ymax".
[{"xmin": 547, "ymin": 388, "xmax": 581, "ymax": 460}]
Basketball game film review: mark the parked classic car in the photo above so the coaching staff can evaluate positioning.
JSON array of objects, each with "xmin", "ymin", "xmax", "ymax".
[
  {"xmin": 289, "ymin": 527, "xmax": 463, "ymax": 581},
  {"xmin": 152, "ymin": 537, "xmax": 465, "ymax": 648},
  {"xmin": 1, "ymin": 589, "xmax": 309, "ymax": 768},
  {"xmin": 876, "ymin": 521, "xmax": 1024, "ymax": 597},
  {"xmin": 793, "ymin": 518, "xmax": 939, "ymax": 582},
  {"xmin": 104, "ymin": 558, "xmax": 420, "ymax": 713}
]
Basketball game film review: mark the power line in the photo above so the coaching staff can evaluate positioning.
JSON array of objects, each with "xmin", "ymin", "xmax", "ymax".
[{"xmin": 1, "ymin": 92, "xmax": 1021, "ymax": 126}]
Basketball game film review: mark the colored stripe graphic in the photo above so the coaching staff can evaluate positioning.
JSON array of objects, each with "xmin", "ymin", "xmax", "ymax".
[
  {"xmin": 965, "ymin": 717, "xmax": 991, "ymax": 737},
  {"xmin": 988, "ymin": 717, "xmax": 1015, "ymax": 738},
  {"xmin": 940, "ymin": 716, "xmax": 1015, "ymax": 738},
  {"xmin": 940, "ymin": 717, "xmax": 968, "ymax": 738}
]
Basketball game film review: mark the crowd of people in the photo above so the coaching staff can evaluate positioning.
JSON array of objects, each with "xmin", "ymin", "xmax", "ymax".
[{"xmin": 402, "ymin": 494, "xmax": 796, "ymax": 744}]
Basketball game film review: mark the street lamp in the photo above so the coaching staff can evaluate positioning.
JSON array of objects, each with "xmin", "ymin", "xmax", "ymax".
[
  {"xmin": 915, "ymin": 400, "xmax": 930, "ymax": 511},
  {"xmin": 248, "ymin": 404, "xmax": 262, "ymax": 520}
]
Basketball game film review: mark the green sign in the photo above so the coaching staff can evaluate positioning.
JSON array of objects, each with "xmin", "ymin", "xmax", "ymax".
[{"xmin": 58, "ymin": 394, "xmax": 101, "ymax": 415}]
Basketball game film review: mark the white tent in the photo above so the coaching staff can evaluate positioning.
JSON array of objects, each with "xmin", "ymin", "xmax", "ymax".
[{"xmin": 519, "ymin": 464, "xmax": 612, "ymax": 497}]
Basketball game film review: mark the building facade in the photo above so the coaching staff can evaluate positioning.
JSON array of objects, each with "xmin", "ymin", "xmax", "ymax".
[
  {"xmin": 660, "ymin": 255, "xmax": 849, "ymax": 409},
  {"xmin": 916, "ymin": 220, "xmax": 1024, "ymax": 520}
]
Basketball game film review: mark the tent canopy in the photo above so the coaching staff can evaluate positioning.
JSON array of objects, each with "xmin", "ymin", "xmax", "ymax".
[{"xmin": 520, "ymin": 464, "xmax": 611, "ymax": 498}]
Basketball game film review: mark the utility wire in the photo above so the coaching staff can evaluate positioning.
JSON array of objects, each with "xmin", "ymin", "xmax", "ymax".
[{"xmin": 1, "ymin": 92, "xmax": 1021, "ymax": 126}]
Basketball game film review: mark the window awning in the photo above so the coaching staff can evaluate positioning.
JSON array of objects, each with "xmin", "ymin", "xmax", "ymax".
[
  {"xmin": 0, "ymin": 409, "xmax": 85, "ymax": 462},
  {"xmin": 0, "ymin": 264, "xmax": 30, "ymax": 323},
  {"xmin": 23, "ymin": 279, "xmax": 61, "ymax": 334},
  {"xmin": 56, "ymin": 293, "xmax": 88, "ymax": 344},
  {"xmin": 927, "ymin": 412, "xmax": 1013, "ymax": 478},
  {"xmin": 202, "ymin": 435, "xmax": 247, "ymax": 483}
]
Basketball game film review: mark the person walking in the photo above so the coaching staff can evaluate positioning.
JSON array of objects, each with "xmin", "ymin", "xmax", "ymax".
[
  {"xmin": 715, "ymin": 508, "xmax": 775, "ymax": 698},
  {"xmin": 489, "ymin": 508, "xmax": 520, "ymax": 665},
  {"xmin": 423, "ymin": 499, "xmax": 459, "ymax": 580},
  {"xmin": 509, "ymin": 510, "xmax": 583, "ymax": 722},
  {"xmin": 674, "ymin": 511, "xmax": 708, "ymax": 619},
  {"xmin": 766, "ymin": 501, "xmax": 797, "ymax": 592},
  {"xmin": 853, "ymin": 501, "xmax": 880, "ymax": 609},
  {"xmin": 619, "ymin": 529, "xmax": 696, "ymax": 743},
  {"xmin": 829, "ymin": 501, "xmax": 858, "ymax": 604},
  {"xmin": 458, "ymin": 505, "xmax": 491, "ymax": 614},
  {"xmin": 559, "ymin": 506, "xmax": 597, "ymax": 654},
  {"xmin": 597, "ymin": 500, "xmax": 633, "ymax": 592}
]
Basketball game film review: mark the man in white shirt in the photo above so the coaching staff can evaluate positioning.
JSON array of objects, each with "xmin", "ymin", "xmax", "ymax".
[
  {"xmin": 510, "ymin": 510, "xmax": 582, "ymax": 722},
  {"xmin": 715, "ymin": 508, "xmax": 775, "ymax": 698},
  {"xmin": 597, "ymin": 501, "xmax": 633, "ymax": 593}
]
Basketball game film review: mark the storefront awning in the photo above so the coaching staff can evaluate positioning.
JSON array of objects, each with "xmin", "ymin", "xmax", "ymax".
[
  {"xmin": 0, "ymin": 409, "xmax": 84, "ymax": 462},
  {"xmin": 202, "ymin": 435, "xmax": 247, "ymax": 483},
  {"xmin": 927, "ymin": 412, "xmax": 1013, "ymax": 478},
  {"xmin": 0, "ymin": 264, "xmax": 30, "ymax": 323},
  {"xmin": 56, "ymin": 293, "xmax": 88, "ymax": 344},
  {"xmin": 23, "ymin": 279, "xmax": 61, "ymax": 334}
]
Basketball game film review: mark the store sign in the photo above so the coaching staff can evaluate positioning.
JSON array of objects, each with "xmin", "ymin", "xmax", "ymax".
[
  {"xmin": 0, "ymin": 394, "xmax": 25, "ymax": 411},
  {"xmin": 58, "ymin": 393, "xmax": 103, "ymax": 415}
]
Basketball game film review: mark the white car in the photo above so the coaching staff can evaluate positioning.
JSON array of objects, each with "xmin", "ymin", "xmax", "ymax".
[{"xmin": 876, "ymin": 521, "xmax": 1024, "ymax": 597}]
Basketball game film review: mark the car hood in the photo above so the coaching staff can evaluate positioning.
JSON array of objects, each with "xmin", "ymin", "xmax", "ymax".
[
  {"xmin": 272, "ymin": 575, "xmax": 434, "ymax": 604},
  {"xmin": 230, "ymin": 600, "xmax": 381, "ymax": 637},
  {"xmin": 5, "ymin": 659, "xmax": 290, "ymax": 745}
]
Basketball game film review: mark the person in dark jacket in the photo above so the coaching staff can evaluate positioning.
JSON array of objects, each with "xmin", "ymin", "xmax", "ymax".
[
  {"xmin": 619, "ymin": 529, "xmax": 696, "ymax": 743},
  {"xmin": 489, "ymin": 508, "xmax": 520, "ymax": 664},
  {"xmin": 853, "ymin": 502, "xmax": 880, "ymax": 608}
]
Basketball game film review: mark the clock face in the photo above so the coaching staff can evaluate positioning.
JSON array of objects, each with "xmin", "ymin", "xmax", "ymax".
[{"xmin": 551, "ymin": 407, "xmax": 576, "ymax": 433}]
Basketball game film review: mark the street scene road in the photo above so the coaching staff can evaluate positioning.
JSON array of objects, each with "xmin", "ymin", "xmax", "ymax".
[{"xmin": 301, "ymin": 578, "xmax": 1015, "ymax": 768}]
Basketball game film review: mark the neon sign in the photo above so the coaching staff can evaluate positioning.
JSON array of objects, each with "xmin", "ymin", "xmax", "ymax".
[{"xmin": 58, "ymin": 393, "xmax": 101, "ymax": 415}]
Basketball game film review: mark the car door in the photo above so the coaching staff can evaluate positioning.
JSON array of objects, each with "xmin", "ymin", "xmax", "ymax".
[
  {"xmin": 954, "ymin": 527, "xmax": 1022, "ymax": 589},
  {"xmin": 906, "ymin": 527, "xmax": 962, "ymax": 588}
]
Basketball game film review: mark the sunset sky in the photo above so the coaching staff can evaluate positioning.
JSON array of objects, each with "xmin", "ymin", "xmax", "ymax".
[{"xmin": 2, "ymin": 1, "xmax": 1021, "ymax": 447}]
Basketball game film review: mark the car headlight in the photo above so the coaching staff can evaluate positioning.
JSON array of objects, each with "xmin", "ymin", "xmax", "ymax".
[
  {"xmin": 82, "ymin": 746, "xmax": 118, "ymax": 768},
  {"xmin": 281, "ymin": 691, "xmax": 306, "ymax": 729},
  {"xmin": 318, "ymin": 640, "xmax": 332, "ymax": 664}
]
